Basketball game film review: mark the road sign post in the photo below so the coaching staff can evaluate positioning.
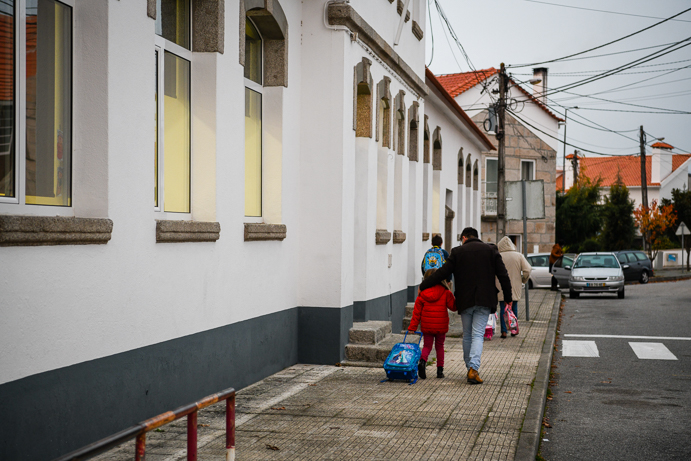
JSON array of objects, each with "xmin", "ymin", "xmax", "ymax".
[{"xmin": 677, "ymin": 222, "xmax": 690, "ymax": 272}]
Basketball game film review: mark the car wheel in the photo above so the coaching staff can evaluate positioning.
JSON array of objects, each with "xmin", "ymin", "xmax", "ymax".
[
  {"xmin": 618, "ymin": 288, "xmax": 625, "ymax": 299},
  {"xmin": 569, "ymin": 290, "xmax": 579, "ymax": 299},
  {"xmin": 640, "ymin": 270, "xmax": 649, "ymax": 284}
]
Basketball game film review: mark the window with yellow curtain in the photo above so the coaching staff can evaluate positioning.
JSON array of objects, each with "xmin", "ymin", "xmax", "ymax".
[
  {"xmin": 0, "ymin": 0, "xmax": 73, "ymax": 208},
  {"xmin": 154, "ymin": 0, "xmax": 191, "ymax": 213},
  {"xmin": 244, "ymin": 18, "xmax": 262, "ymax": 217}
]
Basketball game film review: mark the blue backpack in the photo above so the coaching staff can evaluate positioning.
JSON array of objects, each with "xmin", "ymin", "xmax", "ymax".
[{"xmin": 423, "ymin": 247, "xmax": 446, "ymax": 272}]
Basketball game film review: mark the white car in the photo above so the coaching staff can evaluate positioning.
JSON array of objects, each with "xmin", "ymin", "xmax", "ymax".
[
  {"xmin": 526, "ymin": 253, "xmax": 551, "ymax": 288},
  {"xmin": 568, "ymin": 252, "xmax": 626, "ymax": 299}
]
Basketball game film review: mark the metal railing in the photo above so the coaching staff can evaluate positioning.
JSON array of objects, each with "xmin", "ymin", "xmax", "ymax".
[
  {"xmin": 482, "ymin": 196, "xmax": 497, "ymax": 215},
  {"xmin": 54, "ymin": 387, "xmax": 236, "ymax": 461}
]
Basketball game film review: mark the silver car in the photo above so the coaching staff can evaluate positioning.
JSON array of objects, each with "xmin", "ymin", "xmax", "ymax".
[{"xmin": 568, "ymin": 252, "xmax": 626, "ymax": 299}]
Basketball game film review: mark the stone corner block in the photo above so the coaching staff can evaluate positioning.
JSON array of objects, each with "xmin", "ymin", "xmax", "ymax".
[
  {"xmin": 422, "ymin": 232, "xmax": 430, "ymax": 242},
  {"xmin": 244, "ymin": 223, "xmax": 287, "ymax": 241},
  {"xmin": 156, "ymin": 220, "xmax": 220, "ymax": 243},
  {"xmin": 393, "ymin": 230, "xmax": 406, "ymax": 244},
  {"xmin": 375, "ymin": 229, "xmax": 391, "ymax": 245},
  {"xmin": 412, "ymin": 20, "xmax": 423, "ymax": 41},
  {"xmin": 0, "ymin": 215, "xmax": 113, "ymax": 247}
]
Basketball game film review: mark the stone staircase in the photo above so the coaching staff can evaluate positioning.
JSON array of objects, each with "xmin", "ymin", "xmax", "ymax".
[{"xmin": 342, "ymin": 301, "xmax": 462, "ymax": 367}]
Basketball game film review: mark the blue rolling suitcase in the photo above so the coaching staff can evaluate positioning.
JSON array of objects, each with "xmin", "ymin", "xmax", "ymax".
[{"xmin": 381, "ymin": 331, "xmax": 423, "ymax": 385}]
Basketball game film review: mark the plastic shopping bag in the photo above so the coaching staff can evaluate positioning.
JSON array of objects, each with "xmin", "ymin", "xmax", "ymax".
[{"xmin": 504, "ymin": 304, "xmax": 519, "ymax": 335}]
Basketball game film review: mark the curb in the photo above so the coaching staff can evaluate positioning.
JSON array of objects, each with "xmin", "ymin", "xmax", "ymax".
[
  {"xmin": 627, "ymin": 274, "xmax": 691, "ymax": 285},
  {"xmin": 514, "ymin": 291, "xmax": 562, "ymax": 461}
]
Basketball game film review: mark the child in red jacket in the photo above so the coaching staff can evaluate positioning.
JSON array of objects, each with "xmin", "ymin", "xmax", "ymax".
[{"xmin": 408, "ymin": 269, "xmax": 457, "ymax": 379}]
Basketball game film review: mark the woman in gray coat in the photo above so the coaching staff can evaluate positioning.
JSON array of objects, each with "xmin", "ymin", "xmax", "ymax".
[{"xmin": 495, "ymin": 236, "xmax": 532, "ymax": 338}]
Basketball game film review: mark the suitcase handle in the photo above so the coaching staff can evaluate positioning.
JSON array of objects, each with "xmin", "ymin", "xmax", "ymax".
[{"xmin": 403, "ymin": 330, "xmax": 423, "ymax": 345}]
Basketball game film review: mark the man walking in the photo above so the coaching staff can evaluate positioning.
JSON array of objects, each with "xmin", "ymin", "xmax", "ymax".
[{"xmin": 419, "ymin": 227, "xmax": 513, "ymax": 384}]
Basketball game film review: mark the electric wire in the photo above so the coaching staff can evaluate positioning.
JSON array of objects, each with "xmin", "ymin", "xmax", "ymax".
[
  {"xmin": 426, "ymin": 0, "xmax": 435, "ymax": 67},
  {"xmin": 507, "ymin": 6, "xmax": 691, "ymax": 68},
  {"xmin": 522, "ymin": 0, "xmax": 691, "ymax": 23},
  {"xmin": 554, "ymin": 88, "xmax": 691, "ymax": 113}
]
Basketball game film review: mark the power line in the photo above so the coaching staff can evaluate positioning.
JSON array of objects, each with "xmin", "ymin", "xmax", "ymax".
[
  {"xmin": 522, "ymin": 0, "xmax": 691, "ymax": 23},
  {"xmin": 508, "ymin": 109, "xmax": 638, "ymax": 157},
  {"xmin": 555, "ymin": 88, "xmax": 691, "ymax": 113},
  {"xmin": 572, "ymin": 106, "xmax": 691, "ymax": 114},
  {"xmin": 426, "ymin": 0, "xmax": 435, "ymax": 67},
  {"xmin": 554, "ymin": 41, "xmax": 683, "ymax": 63},
  {"xmin": 511, "ymin": 59, "xmax": 691, "ymax": 76},
  {"xmin": 507, "ymin": 6, "xmax": 691, "ymax": 68}
]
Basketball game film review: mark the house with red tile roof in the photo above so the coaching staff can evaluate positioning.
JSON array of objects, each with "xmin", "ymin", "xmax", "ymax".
[
  {"xmin": 436, "ymin": 67, "xmax": 562, "ymax": 252},
  {"xmin": 560, "ymin": 143, "xmax": 691, "ymax": 208}
]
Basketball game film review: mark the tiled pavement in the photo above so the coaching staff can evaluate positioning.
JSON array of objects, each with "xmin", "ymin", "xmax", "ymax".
[{"xmin": 93, "ymin": 290, "xmax": 560, "ymax": 461}]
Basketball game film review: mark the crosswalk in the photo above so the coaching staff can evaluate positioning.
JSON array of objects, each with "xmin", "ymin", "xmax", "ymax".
[{"xmin": 562, "ymin": 339, "xmax": 678, "ymax": 360}]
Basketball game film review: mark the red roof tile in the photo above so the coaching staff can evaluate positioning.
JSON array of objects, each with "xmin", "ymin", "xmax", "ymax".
[
  {"xmin": 576, "ymin": 154, "xmax": 691, "ymax": 188},
  {"xmin": 435, "ymin": 69, "xmax": 564, "ymax": 122},
  {"xmin": 651, "ymin": 141, "xmax": 673, "ymax": 149}
]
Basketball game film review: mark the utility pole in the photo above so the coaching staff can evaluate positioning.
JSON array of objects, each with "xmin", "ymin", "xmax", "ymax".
[
  {"xmin": 640, "ymin": 126, "xmax": 648, "ymax": 253},
  {"xmin": 561, "ymin": 106, "xmax": 577, "ymax": 192},
  {"xmin": 571, "ymin": 150, "xmax": 579, "ymax": 184},
  {"xmin": 496, "ymin": 63, "xmax": 507, "ymax": 243}
]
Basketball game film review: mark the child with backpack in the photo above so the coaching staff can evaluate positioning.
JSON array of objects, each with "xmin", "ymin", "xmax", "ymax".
[{"xmin": 408, "ymin": 268, "xmax": 456, "ymax": 379}]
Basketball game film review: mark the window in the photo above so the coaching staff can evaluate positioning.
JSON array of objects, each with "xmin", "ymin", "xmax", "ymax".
[
  {"xmin": 155, "ymin": 0, "xmax": 191, "ymax": 213},
  {"xmin": 634, "ymin": 252, "xmax": 649, "ymax": 262},
  {"xmin": 521, "ymin": 159, "xmax": 535, "ymax": 181},
  {"xmin": 485, "ymin": 158, "xmax": 497, "ymax": 196},
  {"xmin": 529, "ymin": 255, "xmax": 548, "ymax": 267},
  {"xmin": 0, "ymin": 0, "xmax": 73, "ymax": 208},
  {"xmin": 244, "ymin": 18, "xmax": 262, "ymax": 217}
]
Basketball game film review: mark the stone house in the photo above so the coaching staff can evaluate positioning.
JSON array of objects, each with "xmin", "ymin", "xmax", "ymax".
[{"xmin": 437, "ymin": 68, "xmax": 563, "ymax": 252}]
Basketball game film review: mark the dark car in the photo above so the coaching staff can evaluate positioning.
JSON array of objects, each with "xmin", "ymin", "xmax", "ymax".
[
  {"xmin": 613, "ymin": 250, "xmax": 653, "ymax": 283},
  {"xmin": 550, "ymin": 253, "xmax": 577, "ymax": 288}
]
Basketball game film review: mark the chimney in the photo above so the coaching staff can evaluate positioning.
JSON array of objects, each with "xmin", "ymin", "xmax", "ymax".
[
  {"xmin": 532, "ymin": 67, "xmax": 548, "ymax": 104},
  {"xmin": 564, "ymin": 151, "xmax": 579, "ymax": 189},
  {"xmin": 651, "ymin": 141, "xmax": 673, "ymax": 184}
]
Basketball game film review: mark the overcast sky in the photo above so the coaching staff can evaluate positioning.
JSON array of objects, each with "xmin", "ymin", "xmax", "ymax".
[{"xmin": 427, "ymin": 0, "xmax": 691, "ymax": 173}]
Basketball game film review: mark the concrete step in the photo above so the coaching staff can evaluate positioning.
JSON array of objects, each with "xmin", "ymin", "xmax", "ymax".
[
  {"xmin": 405, "ymin": 302, "xmax": 415, "ymax": 317},
  {"xmin": 348, "ymin": 321, "xmax": 392, "ymax": 345},
  {"xmin": 343, "ymin": 333, "xmax": 431, "ymax": 366}
]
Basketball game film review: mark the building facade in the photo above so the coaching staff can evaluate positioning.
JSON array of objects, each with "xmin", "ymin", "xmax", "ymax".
[{"xmin": 0, "ymin": 1, "xmax": 492, "ymax": 459}]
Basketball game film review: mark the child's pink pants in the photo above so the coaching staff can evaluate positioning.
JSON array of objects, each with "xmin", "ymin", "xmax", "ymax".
[{"xmin": 421, "ymin": 332, "xmax": 446, "ymax": 367}]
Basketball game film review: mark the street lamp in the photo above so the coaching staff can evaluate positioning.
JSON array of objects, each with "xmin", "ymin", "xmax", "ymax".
[{"xmin": 561, "ymin": 106, "xmax": 578, "ymax": 192}]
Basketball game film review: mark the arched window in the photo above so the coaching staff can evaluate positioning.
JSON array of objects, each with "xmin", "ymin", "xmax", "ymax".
[
  {"xmin": 376, "ymin": 78, "xmax": 391, "ymax": 147},
  {"xmin": 354, "ymin": 58, "xmax": 373, "ymax": 138},
  {"xmin": 244, "ymin": 17, "xmax": 263, "ymax": 217},
  {"xmin": 423, "ymin": 115, "xmax": 430, "ymax": 164},
  {"xmin": 432, "ymin": 127, "xmax": 442, "ymax": 171},
  {"xmin": 394, "ymin": 91, "xmax": 406, "ymax": 155},
  {"xmin": 407, "ymin": 102, "xmax": 419, "ymax": 162},
  {"xmin": 457, "ymin": 149, "xmax": 464, "ymax": 185}
]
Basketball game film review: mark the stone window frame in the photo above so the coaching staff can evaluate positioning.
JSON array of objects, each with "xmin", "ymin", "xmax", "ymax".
[
  {"xmin": 239, "ymin": 0, "xmax": 289, "ymax": 241},
  {"xmin": 465, "ymin": 154, "xmax": 472, "ymax": 187},
  {"xmin": 148, "ymin": 0, "xmax": 226, "ymax": 242},
  {"xmin": 473, "ymin": 160, "xmax": 479, "ymax": 191},
  {"xmin": 353, "ymin": 57, "xmax": 373, "ymax": 138},
  {"xmin": 407, "ymin": 102, "xmax": 419, "ymax": 162},
  {"xmin": 457, "ymin": 149, "xmax": 464, "ymax": 185},
  {"xmin": 375, "ymin": 77, "xmax": 392, "ymax": 148},
  {"xmin": 432, "ymin": 127, "xmax": 442, "ymax": 171},
  {"xmin": 423, "ymin": 115, "xmax": 430, "ymax": 164},
  {"xmin": 239, "ymin": 0, "xmax": 288, "ymax": 88},
  {"xmin": 393, "ymin": 90, "xmax": 406, "ymax": 155}
]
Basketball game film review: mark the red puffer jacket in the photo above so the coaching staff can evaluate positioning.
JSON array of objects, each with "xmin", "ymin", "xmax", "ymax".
[{"xmin": 408, "ymin": 285, "xmax": 456, "ymax": 334}]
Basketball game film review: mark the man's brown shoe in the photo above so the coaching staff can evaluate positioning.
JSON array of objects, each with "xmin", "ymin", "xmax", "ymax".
[{"xmin": 467, "ymin": 368, "xmax": 483, "ymax": 384}]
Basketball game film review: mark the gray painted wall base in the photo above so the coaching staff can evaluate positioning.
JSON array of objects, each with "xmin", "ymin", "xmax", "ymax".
[
  {"xmin": 0, "ymin": 309, "xmax": 298, "ymax": 461},
  {"xmin": 353, "ymin": 288, "xmax": 407, "ymax": 332},
  {"xmin": 298, "ymin": 305, "xmax": 353, "ymax": 365},
  {"xmin": 407, "ymin": 284, "xmax": 419, "ymax": 303}
]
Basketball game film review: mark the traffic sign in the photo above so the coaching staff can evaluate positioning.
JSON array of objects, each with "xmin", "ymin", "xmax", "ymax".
[{"xmin": 676, "ymin": 222, "xmax": 690, "ymax": 236}]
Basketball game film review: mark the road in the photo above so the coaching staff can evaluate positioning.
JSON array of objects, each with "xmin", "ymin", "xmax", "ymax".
[{"xmin": 540, "ymin": 279, "xmax": 691, "ymax": 461}]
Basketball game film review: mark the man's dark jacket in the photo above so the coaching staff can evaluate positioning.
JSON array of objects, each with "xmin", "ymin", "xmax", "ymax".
[{"xmin": 419, "ymin": 237, "xmax": 513, "ymax": 314}]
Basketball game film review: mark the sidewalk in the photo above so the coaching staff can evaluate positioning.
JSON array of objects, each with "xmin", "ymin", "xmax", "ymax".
[{"xmin": 95, "ymin": 291, "xmax": 560, "ymax": 461}]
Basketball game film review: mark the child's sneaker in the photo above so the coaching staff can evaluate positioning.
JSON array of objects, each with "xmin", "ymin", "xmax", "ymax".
[
  {"xmin": 437, "ymin": 367, "xmax": 444, "ymax": 379},
  {"xmin": 418, "ymin": 359, "xmax": 427, "ymax": 379}
]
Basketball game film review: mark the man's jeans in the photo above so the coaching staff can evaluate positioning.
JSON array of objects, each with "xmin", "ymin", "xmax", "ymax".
[{"xmin": 461, "ymin": 305, "xmax": 491, "ymax": 371}]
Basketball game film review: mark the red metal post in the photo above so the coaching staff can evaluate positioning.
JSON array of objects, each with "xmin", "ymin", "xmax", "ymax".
[
  {"xmin": 226, "ymin": 395, "xmax": 236, "ymax": 461},
  {"xmin": 187, "ymin": 411, "xmax": 198, "ymax": 461},
  {"xmin": 134, "ymin": 433, "xmax": 146, "ymax": 461}
]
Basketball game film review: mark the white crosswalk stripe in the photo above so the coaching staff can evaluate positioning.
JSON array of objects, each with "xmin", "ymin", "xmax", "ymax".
[
  {"xmin": 562, "ymin": 340, "xmax": 599, "ymax": 357},
  {"xmin": 561, "ymin": 339, "xmax": 679, "ymax": 361},
  {"xmin": 629, "ymin": 342, "xmax": 678, "ymax": 360}
]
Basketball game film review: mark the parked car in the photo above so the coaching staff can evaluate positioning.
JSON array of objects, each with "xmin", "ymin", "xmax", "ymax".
[
  {"xmin": 568, "ymin": 252, "xmax": 626, "ymax": 299},
  {"xmin": 550, "ymin": 253, "xmax": 577, "ymax": 288},
  {"xmin": 526, "ymin": 253, "xmax": 551, "ymax": 288},
  {"xmin": 613, "ymin": 250, "xmax": 653, "ymax": 283}
]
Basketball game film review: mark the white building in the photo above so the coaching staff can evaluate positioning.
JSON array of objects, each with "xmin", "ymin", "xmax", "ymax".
[{"xmin": 0, "ymin": 1, "xmax": 493, "ymax": 458}]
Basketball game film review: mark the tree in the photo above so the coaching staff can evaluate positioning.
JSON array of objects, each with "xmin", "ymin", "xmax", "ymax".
[
  {"xmin": 556, "ymin": 176, "xmax": 602, "ymax": 252},
  {"xmin": 670, "ymin": 188, "xmax": 691, "ymax": 271},
  {"xmin": 600, "ymin": 177, "xmax": 635, "ymax": 251},
  {"xmin": 633, "ymin": 199, "xmax": 677, "ymax": 261}
]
